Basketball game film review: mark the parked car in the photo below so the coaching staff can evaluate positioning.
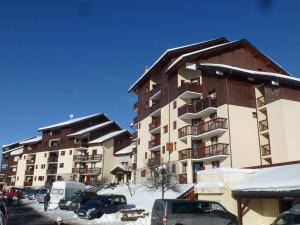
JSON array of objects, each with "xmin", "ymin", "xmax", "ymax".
[
  {"xmin": 0, "ymin": 199, "xmax": 8, "ymax": 225},
  {"xmin": 272, "ymin": 204, "xmax": 300, "ymax": 225},
  {"xmin": 77, "ymin": 194, "xmax": 127, "ymax": 220},
  {"xmin": 36, "ymin": 188, "xmax": 49, "ymax": 203},
  {"xmin": 50, "ymin": 181, "xmax": 86, "ymax": 204},
  {"xmin": 151, "ymin": 199, "xmax": 238, "ymax": 225},
  {"xmin": 59, "ymin": 191, "xmax": 97, "ymax": 211},
  {"xmin": 27, "ymin": 189, "xmax": 39, "ymax": 200}
]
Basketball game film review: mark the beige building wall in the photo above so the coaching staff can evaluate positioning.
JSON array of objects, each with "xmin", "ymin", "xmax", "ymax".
[
  {"xmin": 15, "ymin": 155, "xmax": 26, "ymax": 187},
  {"xmin": 101, "ymin": 139, "xmax": 117, "ymax": 182},
  {"xmin": 32, "ymin": 151, "xmax": 48, "ymax": 187},
  {"xmin": 57, "ymin": 148, "xmax": 74, "ymax": 178}
]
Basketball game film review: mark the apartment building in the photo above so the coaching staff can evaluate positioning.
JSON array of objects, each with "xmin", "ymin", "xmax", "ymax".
[
  {"xmin": 1, "ymin": 113, "xmax": 132, "ymax": 188},
  {"xmin": 129, "ymin": 37, "xmax": 300, "ymax": 184}
]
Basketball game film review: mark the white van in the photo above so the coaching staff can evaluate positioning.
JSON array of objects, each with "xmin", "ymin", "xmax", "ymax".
[{"xmin": 50, "ymin": 181, "xmax": 86, "ymax": 204}]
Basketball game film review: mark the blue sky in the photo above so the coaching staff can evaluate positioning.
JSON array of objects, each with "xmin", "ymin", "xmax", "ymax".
[{"xmin": 0, "ymin": 0, "xmax": 300, "ymax": 146}]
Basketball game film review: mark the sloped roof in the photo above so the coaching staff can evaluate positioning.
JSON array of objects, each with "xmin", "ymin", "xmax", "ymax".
[
  {"xmin": 2, "ymin": 136, "xmax": 37, "ymax": 148},
  {"xmin": 38, "ymin": 113, "xmax": 106, "ymax": 131},
  {"xmin": 115, "ymin": 144, "xmax": 134, "ymax": 156},
  {"xmin": 19, "ymin": 136, "xmax": 42, "ymax": 145},
  {"xmin": 89, "ymin": 130, "xmax": 128, "ymax": 144},
  {"xmin": 67, "ymin": 121, "xmax": 114, "ymax": 137},
  {"xmin": 128, "ymin": 37, "xmax": 229, "ymax": 92},
  {"xmin": 2, "ymin": 146, "xmax": 23, "ymax": 155},
  {"xmin": 166, "ymin": 39, "xmax": 289, "ymax": 75},
  {"xmin": 10, "ymin": 147, "xmax": 24, "ymax": 156}
]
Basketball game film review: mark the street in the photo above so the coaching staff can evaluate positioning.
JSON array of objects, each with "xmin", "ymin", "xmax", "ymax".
[{"xmin": 7, "ymin": 202, "xmax": 55, "ymax": 225}]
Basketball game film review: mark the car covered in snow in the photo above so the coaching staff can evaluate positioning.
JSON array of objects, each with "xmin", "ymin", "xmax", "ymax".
[
  {"xmin": 77, "ymin": 194, "xmax": 127, "ymax": 220},
  {"xmin": 272, "ymin": 204, "xmax": 300, "ymax": 225},
  {"xmin": 151, "ymin": 199, "xmax": 239, "ymax": 225}
]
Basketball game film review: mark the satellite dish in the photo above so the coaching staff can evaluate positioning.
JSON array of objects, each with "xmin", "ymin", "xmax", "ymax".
[{"xmin": 70, "ymin": 114, "xmax": 74, "ymax": 120}]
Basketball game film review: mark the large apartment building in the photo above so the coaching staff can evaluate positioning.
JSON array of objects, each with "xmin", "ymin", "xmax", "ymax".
[
  {"xmin": 1, "ymin": 113, "xmax": 133, "ymax": 188},
  {"xmin": 129, "ymin": 37, "xmax": 300, "ymax": 184}
]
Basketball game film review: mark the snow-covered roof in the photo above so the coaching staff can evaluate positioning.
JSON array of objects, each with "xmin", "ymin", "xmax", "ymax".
[
  {"xmin": 128, "ymin": 37, "xmax": 228, "ymax": 92},
  {"xmin": 2, "ymin": 146, "xmax": 23, "ymax": 155},
  {"xmin": 198, "ymin": 63, "xmax": 299, "ymax": 85},
  {"xmin": 115, "ymin": 144, "xmax": 134, "ymax": 155},
  {"xmin": 195, "ymin": 181, "xmax": 224, "ymax": 189},
  {"xmin": 110, "ymin": 164, "xmax": 131, "ymax": 173},
  {"xmin": 233, "ymin": 164, "xmax": 300, "ymax": 193},
  {"xmin": 19, "ymin": 136, "xmax": 42, "ymax": 145},
  {"xmin": 67, "ymin": 121, "xmax": 113, "ymax": 137},
  {"xmin": 2, "ymin": 137, "xmax": 36, "ymax": 148},
  {"xmin": 38, "ymin": 113, "xmax": 106, "ymax": 131},
  {"xmin": 89, "ymin": 130, "xmax": 128, "ymax": 144},
  {"xmin": 166, "ymin": 41, "xmax": 238, "ymax": 72},
  {"xmin": 197, "ymin": 167, "xmax": 256, "ymax": 176},
  {"xmin": 10, "ymin": 147, "xmax": 24, "ymax": 156}
]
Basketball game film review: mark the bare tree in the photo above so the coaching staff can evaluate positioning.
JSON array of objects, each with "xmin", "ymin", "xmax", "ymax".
[{"xmin": 147, "ymin": 163, "xmax": 180, "ymax": 199}]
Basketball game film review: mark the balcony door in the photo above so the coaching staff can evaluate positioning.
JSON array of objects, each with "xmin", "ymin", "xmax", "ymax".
[
  {"xmin": 192, "ymin": 140, "xmax": 204, "ymax": 158},
  {"xmin": 191, "ymin": 119, "xmax": 202, "ymax": 135}
]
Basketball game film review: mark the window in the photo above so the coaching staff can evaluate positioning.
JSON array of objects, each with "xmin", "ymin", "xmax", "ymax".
[
  {"xmin": 59, "ymin": 163, "xmax": 64, "ymax": 168},
  {"xmin": 44, "ymin": 153, "xmax": 47, "ymax": 158},
  {"xmin": 17, "ymin": 176, "xmax": 19, "ymax": 181},
  {"xmin": 138, "ymin": 138, "xmax": 140, "ymax": 145},
  {"xmin": 212, "ymin": 161, "xmax": 220, "ymax": 169},
  {"xmin": 210, "ymin": 112, "xmax": 217, "ymax": 119},
  {"xmin": 35, "ymin": 165, "xmax": 38, "ymax": 169},
  {"xmin": 252, "ymin": 112, "xmax": 257, "ymax": 118},
  {"xmin": 34, "ymin": 176, "xmax": 37, "ymax": 181},
  {"xmin": 41, "ymin": 164, "xmax": 45, "ymax": 169},
  {"xmin": 163, "ymin": 125, "xmax": 168, "ymax": 134},
  {"xmin": 141, "ymin": 170, "xmax": 146, "ymax": 177},
  {"xmin": 38, "ymin": 176, "xmax": 44, "ymax": 181},
  {"xmin": 173, "ymin": 121, "xmax": 177, "ymax": 130},
  {"xmin": 61, "ymin": 151, "xmax": 65, "ymax": 156},
  {"xmin": 211, "ymin": 136, "xmax": 218, "ymax": 145},
  {"xmin": 173, "ymin": 101, "xmax": 177, "ymax": 109},
  {"xmin": 69, "ymin": 150, "xmax": 72, "ymax": 155},
  {"xmin": 211, "ymin": 202, "xmax": 226, "ymax": 212},
  {"xmin": 24, "ymin": 155, "xmax": 26, "ymax": 160},
  {"xmin": 172, "ymin": 164, "xmax": 176, "ymax": 173},
  {"xmin": 138, "ymin": 123, "xmax": 141, "ymax": 129},
  {"xmin": 92, "ymin": 149, "xmax": 97, "ymax": 155},
  {"xmin": 145, "ymin": 152, "xmax": 147, "ymax": 159},
  {"xmin": 162, "ymin": 146, "xmax": 165, "ymax": 154}
]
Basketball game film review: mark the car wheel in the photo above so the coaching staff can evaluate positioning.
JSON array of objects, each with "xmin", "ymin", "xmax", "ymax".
[{"xmin": 97, "ymin": 212, "xmax": 103, "ymax": 218}]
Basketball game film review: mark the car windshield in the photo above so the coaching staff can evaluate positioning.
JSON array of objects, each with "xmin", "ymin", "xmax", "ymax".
[
  {"xmin": 86, "ymin": 197, "xmax": 99, "ymax": 205},
  {"xmin": 39, "ymin": 189, "xmax": 48, "ymax": 194}
]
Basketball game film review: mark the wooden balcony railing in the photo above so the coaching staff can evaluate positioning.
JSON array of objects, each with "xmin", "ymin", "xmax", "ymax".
[
  {"xmin": 149, "ymin": 84, "xmax": 160, "ymax": 98},
  {"xmin": 25, "ymin": 170, "xmax": 34, "ymax": 176},
  {"xmin": 178, "ymin": 173, "xmax": 187, "ymax": 184},
  {"xmin": 178, "ymin": 117, "xmax": 228, "ymax": 138},
  {"xmin": 149, "ymin": 137, "xmax": 161, "ymax": 149},
  {"xmin": 72, "ymin": 167, "xmax": 101, "ymax": 174},
  {"xmin": 261, "ymin": 144, "xmax": 271, "ymax": 156},
  {"xmin": 149, "ymin": 117, "xmax": 161, "ymax": 131},
  {"xmin": 46, "ymin": 169, "xmax": 57, "ymax": 175},
  {"xmin": 48, "ymin": 157, "xmax": 58, "ymax": 163},
  {"xmin": 74, "ymin": 142, "xmax": 89, "ymax": 149},
  {"xmin": 257, "ymin": 96, "xmax": 266, "ymax": 107},
  {"xmin": 178, "ymin": 82, "xmax": 202, "ymax": 97},
  {"xmin": 73, "ymin": 154, "xmax": 102, "ymax": 161},
  {"xmin": 178, "ymin": 143, "xmax": 229, "ymax": 160},
  {"xmin": 178, "ymin": 97, "xmax": 217, "ymax": 117},
  {"xmin": 149, "ymin": 100, "xmax": 161, "ymax": 115},
  {"xmin": 148, "ymin": 156, "xmax": 161, "ymax": 167},
  {"xmin": 259, "ymin": 119, "xmax": 269, "ymax": 132}
]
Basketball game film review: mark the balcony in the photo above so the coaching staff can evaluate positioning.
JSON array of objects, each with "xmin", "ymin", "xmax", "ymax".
[
  {"xmin": 72, "ymin": 167, "xmax": 101, "ymax": 174},
  {"xmin": 148, "ymin": 138, "xmax": 161, "ymax": 151},
  {"xmin": 178, "ymin": 143, "xmax": 229, "ymax": 161},
  {"xmin": 178, "ymin": 173, "xmax": 187, "ymax": 184},
  {"xmin": 149, "ymin": 117, "xmax": 161, "ymax": 134},
  {"xmin": 73, "ymin": 154, "xmax": 102, "ymax": 162},
  {"xmin": 26, "ymin": 159, "xmax": 36, "ymax": 165},
  {"xmin": 48, "ymin": 157, "xmax": 58, "ymax": 163},
  {"xmin": 133, "ymin": 102, "xmax": 138, "ymax": 111},
  {"xmin": 47, "ymin": 168, "xmax": 57, "ymax": 175},
  {"xmin": 148, "ymin": 156, "xmax": 161, "ymax": 167},
  {"xmin": 149, "ymin": 101, "xmax": 161, "ymax": 117},
  {"xmin": 178, "ymin": 117, "xmax": 228, "ymax": 142},
  {"xmin": 257, "ymin": 96, "xmax": 266, "ymax": 108},
  {"xmin": 178, "ymin": 82, "xmax": 202, "ymax": 99},
  {"xmin": 25, "ymin": 170, "xmax": 34, "ymax": 176},
  {"xmin": 149, "ymin": 84, "xmax": 161, "ymax": 100},
  {"xmin": 0, "ymin": 177, "xmax": 5, "ymax": 183},
  {"xmin": 261, "ymin": 144, "xmax": 271, "ymax": 157},
  {"xmin": 259, "ymin": 119, "xmax": 269, "ymax": 132},
  {"xmin": 178, "ymin": 97, "xmax": 217, "ymax": 120}
]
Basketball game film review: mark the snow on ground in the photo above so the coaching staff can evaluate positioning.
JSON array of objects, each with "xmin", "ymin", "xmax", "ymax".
[{"xmin": 29, "ymin": 183, "xmax": 193, "ymax": 225}]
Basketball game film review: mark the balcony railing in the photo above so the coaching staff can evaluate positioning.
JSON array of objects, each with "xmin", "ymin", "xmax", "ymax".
[
  {"xmin": 48, "ymin": 157, "xmax": 58, "ymax": 163},
  {"xmin": 148, "ymin": 138, "xmax": 161, "ymax": 149},
  {"xmin": 149, "ymin": 84, "xmax": 160, "ymax": 98},
  {"xmin": 148, "ymin": 156, "xmax": 161, "ymax": 167},
  {"xmin": 259, "ymin": 119, "xmax": 269, "ymax": 132},
  {"xmin": 26, "ymin": 159, "xmax": 36, "ymax": 165},
  {"xmin": 178, "ymin": 97, "xmax": 217, "ymax": 118},
  {"xmin": 24, "ymin": 180, "xmax": 33, "ymax": 186},
  {"xmin": 149, "ymin": 117, "xmax": 161, "ymax": 132},
  {"xmin": 25, "ymin": 170, "xmax": 34, "ymax": 176},
  {"xmin": 178, "ymin": 173, "xmax": 187, "ymax": 184},
  {"xmin": 73, "ymin": 154, "xmax": 102, "ymax": 162},
  {"xmin": 178, "ymin": 82, "xmax": 202, "ymax": 97},
  {"xmin": 74, "ymin": 142, "xmax": 89, "ymax": 149},
  {"xmin": 178, "ymin": 143, "xmax": 229, "ymax": 160},
  {"xmin": 133, "ymin": 102, "xmax": 138, "ymax": 111},
  {"xmin": 72, "ymin": 167, "xmax": 101, "ymax": 174},
  {"xmin": 149, "ymin": 101, "xmax": 161, "ymax": 115},
  {"xmin": 46, "ymin": 169, "xmax": 57, "ymax": 175},
  {"xmin": 261, "ymin": 144, "xmax": 271, "ymax": 156},
  {"xmin": 178, "ymin": 117, "xmax": 228, "ymax": 138},
  {"xmin": 257, "ymin": 96, "xmax": 266, "ymax": 108}
]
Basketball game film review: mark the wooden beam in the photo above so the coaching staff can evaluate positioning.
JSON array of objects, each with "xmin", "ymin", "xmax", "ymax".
[{"xmin": 237, "ymin": 197, "xmax": 243, "ymax": 225}]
